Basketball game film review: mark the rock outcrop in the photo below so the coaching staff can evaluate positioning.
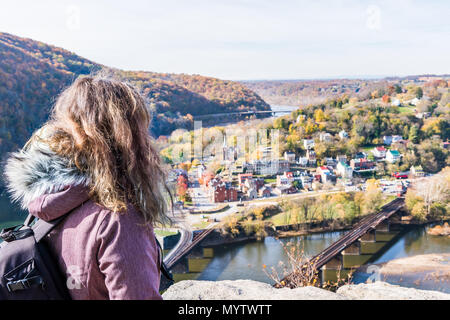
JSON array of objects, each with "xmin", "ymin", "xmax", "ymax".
[
  {"xmin": 336, "ymin": 281, "xmax": 449, "ymax": 300},
  {"xmin": 162, "ymin": 279, "xmax": 450, "ymax": 300},
  {"xmin": 427, "ymin": 223, "xmax": 450, "ymax": 237},
  {"xmin": 162, "ymin": 279, "xmax": 342, "ymax": 300}
]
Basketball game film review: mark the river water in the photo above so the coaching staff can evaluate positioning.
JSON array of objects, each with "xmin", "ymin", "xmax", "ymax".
[
  {"xmin": 196, "ymin": 226, "xmax": 450, "ymax": 293},
  {"xmin": 269, "ymin": 105, "xmax": 298, "ymax": 117}
]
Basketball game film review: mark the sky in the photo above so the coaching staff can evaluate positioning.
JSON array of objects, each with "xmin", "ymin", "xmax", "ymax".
[{"xmin": 1, "ymin": 0, "xmax": 449, "ymax": 80}]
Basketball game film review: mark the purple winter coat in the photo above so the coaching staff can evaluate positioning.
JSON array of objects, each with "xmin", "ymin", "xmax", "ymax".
[{"xmin": 3, "ymin": 131, "xmax": 162, "ymax": 300}]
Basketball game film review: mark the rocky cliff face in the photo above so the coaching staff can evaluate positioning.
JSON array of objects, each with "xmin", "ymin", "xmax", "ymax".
[{"xmin": 162, "ymin": 279, "xmax": 450, "ymax": 300}]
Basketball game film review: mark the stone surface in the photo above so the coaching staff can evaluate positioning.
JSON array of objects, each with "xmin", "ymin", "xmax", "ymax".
[
  {"xmin": 377, "ymin": 253, "xmax": 450, "ymax": 276},
  {"xmin": 162, "ymin": 279, "xmax": 450, "ymax": 300},
  {"xmin": 427, "ymin": 223, "xmax": 450, "ymax": 236},
  {"xmin": 336, "ymin": 281, "xmax": 450, "ymax": 300},
  {"xmin": 162, "ymin": 279, "xmax": 344, "ymax": 300}
]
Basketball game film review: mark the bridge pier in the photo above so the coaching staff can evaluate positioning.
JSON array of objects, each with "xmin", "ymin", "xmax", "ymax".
[
  {"xmin": 171, "ymin": 256, "xmax": 190, "ymax": 274},
  {"xmin": 168, "ymin": 247, "xmax": 215, "ymax": 284},
  {"xmin": 321, "ymin": 254, "xmax": 343, "ymax": 270},
  {"xmin": 375, "ymin": 220, "xmax": 390, "ymax": 232},
  {"xmin": 320, "ymin": 254, "xmax": 344, "ymax": 284},
  {"xmin": 341, "ymin": 241, "xmax": 361, "ymax": 255},
  {"xmin": 341, "ymin": 241, "xmax": 372, "ymax": 268},
  {"xmin": 359, "ymin": 228, "xmax": 376, "ymax": 242}
]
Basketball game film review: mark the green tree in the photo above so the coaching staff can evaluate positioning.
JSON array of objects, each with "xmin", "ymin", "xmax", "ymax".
[
  {"xmin": 416, "ymin": 87, "xmax": 423, "ymax": 99},
  {"xmin": 408, "ymin": 125, "xmax": 419, "ymax": 143}
]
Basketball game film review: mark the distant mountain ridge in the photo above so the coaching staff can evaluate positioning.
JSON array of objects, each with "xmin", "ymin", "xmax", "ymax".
[
  {"xmin": 242, "ymin": 74, "xmax": 450, "ymax": 106},
  {"xmin": 0, "ymin": 32, "xmax": 270, "ymax": 157}
]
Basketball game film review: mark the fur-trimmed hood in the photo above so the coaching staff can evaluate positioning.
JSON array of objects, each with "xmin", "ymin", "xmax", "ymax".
[{"xmin": 3, "ymin": 128, "xmax": 91, "ymax": 216}]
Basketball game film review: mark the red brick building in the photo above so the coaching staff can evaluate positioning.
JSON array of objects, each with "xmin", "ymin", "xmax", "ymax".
[{"xmin": 211, "ymin": 184, "xmax": 238, "ymax": 203}]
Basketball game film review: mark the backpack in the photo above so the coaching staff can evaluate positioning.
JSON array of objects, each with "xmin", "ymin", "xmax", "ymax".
[
  {"xmin": 0, "ymin": 213, "xmax": 174, "ymax": 300},
  {"xmin": 0, "ymin": 214, "xmax": 70, "ymax": 300}
]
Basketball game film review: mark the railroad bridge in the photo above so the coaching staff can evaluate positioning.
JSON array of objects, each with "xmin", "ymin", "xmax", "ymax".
[
  {"xmin": 287, "ymin": 197, "xmax": 406, "ymax": 284},
  {"xmin": 161, "ymin": 198, "xmax": 406, "ymax": 289},
  {"xmin": 192, "ymin": 109, "xmax": 294, "ymax": 121}
]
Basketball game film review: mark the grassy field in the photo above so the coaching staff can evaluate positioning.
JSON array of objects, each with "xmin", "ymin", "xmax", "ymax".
[
  {"xmin": 154, "ymin": 229, "xmax": 178, "ymax": 237},
  {"xmin": 269, "ymin": 211, "xmax": 298, "ymax": 226},
  {"xmin": 192, "ymin": 220, "xmax": 210, "ymax": 229},
  {"xmin": 361, "ymin": 144, "xmax": 376, "ymax": 153},
  {"xmin": 396, "ymin": 106, "xmax": 415, "ymax": 114},
  {"xmin": 268, "ymin": 194, "xmax": 398, "ymax": 227}
]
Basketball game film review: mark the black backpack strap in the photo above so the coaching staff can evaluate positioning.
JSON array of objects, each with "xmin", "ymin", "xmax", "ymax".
[
  {"xmin": 154, "ymin": 236, "xmax": 174, "ymax": 286},
  {"xmin": 26, "ymin": 214, "xmax": 67, "ymax": 243}
]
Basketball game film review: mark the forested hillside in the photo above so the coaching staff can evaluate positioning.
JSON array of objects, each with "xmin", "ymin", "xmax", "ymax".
[
  {"xmin": 242, "ymin": 76, "xmax": 450, "ymax": 107},
  {"xmin": 0, "ymin": 32, "xmax": 270, "ymax": 158}
]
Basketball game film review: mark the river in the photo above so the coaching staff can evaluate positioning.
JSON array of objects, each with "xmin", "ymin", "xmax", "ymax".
[
  {"xmin": 195, "ymin": 226, "xmax": 450, "ymax": 292},
  {"xmin": 269, "ymin": 105, "xmax": 298, "ymax": 117}
]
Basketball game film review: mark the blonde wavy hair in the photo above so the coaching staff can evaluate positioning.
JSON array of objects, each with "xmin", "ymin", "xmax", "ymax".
[{"xmin": 44, "ymin": 75, "xmax": 171, "ymax": 225}]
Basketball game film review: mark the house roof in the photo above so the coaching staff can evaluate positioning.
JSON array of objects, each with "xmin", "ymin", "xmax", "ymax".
[
  {"xmin": 388, "ymin": 150, "xmax": 401, "ymax": 156},
  {"xmin": 338, "ymin": 161, "xmax": 350, "ymax": 168},
  {"xmin": 239, "ymin": 173, "xmax": 253, "ymax": 177}
]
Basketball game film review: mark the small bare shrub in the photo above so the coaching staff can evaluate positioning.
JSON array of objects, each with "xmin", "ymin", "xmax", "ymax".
[{"xmin": 263, "ymin": 240, "xmax": 353, "ymax": 291}]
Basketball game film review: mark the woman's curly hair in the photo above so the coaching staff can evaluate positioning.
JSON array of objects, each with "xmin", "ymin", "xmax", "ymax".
[{"xmin": 45, "ymin": 74, "xmax": 171, "ymax": 226}]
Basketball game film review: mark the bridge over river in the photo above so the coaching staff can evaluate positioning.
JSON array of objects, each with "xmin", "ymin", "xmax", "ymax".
[
  {"xmin": 192, "ymin": 108, "xmax": 295, "ymax": 121},
  {"xmin": 282, "ymin": 197, "xmax": 406, "ymax": 284},
  {"xmin": 161, "ymin": 197, "xmax": 406, "ymax": 289}
]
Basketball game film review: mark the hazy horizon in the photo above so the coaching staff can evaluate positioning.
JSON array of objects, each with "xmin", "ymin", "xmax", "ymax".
[{"xmin": 1, "ymin": 0, "xmax": 449, "ymax": 80}]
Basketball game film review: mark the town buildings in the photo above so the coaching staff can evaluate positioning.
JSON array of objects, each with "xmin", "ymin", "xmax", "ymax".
[
  {"xmin": 208, "ymin": 177, "xmax": 238, "ymax": 203},
  {"xmin": 303, "ymin": 139, "xmax": 315, "ymax": 150},
  {"xmin": 410, "ymin": 165, "xmax": 425, "ymax": 177},
  {"xmin": 306, "ymin": 149, "xmax": 316, "ymax": 165},
  {"xmin": 386, "ymin": 150, "xmax": 402, "ymax": 163},
  {"xmin": 258, "ymin": 186, "xmax": 272, "ymax": 198},
  {"xmin": 372, "ymin": 146, "xmax": 387, "ymax": 159},
  {"xmin": 319, "ymin": 132, "xmax": 332, "ymax": 142},
  {"xmin": 336, "ymin": 161, "xmax": 353, "ymax": 179},
  {"xmin": 339, "ymin": 130, "xmax": 349, "ymax": 139},
  {"xmin": 350, "ymin": 158, "xmax": 375, "ymax": 172},
  {"xmin": 276, "ymin": 171, "xmax": 294, "ymax": 187},
  {"xmin": 336, "ymin": 155, "xmax": 347, "ymax": 163},
  {"xmin": 383, "ymin": 135, "xmax": 403, "ymax": 145},
  {"xmin": 243, "ymin": 159, "xmax": 290, "ymax": 175},
  {"xmin": 317, "ymin": 166, "xmax": 336, "ymax": 184},
  {"xmin": 284, "ymin": 151, "xmax": 296, "ymax": 163}
]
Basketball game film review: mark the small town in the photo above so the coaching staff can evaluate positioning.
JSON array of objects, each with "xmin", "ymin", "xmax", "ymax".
[{"xmin": 168, "ymin": 126, "xmax": 443, "ymax": 215}]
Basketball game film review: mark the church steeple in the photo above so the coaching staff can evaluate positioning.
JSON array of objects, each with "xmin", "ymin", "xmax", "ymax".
[{"xmin": 222, "ymin": 135, "xmax": 227, "ymax": 161}]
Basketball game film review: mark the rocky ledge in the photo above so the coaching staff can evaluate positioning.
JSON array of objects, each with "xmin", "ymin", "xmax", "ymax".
[
  {"xmin": 427, "ymin": 222, "xmax": 450, "ymax": 237},
  {"xmin": 162, "ymin": 279, "xmax": 449, "ymax": 300}
]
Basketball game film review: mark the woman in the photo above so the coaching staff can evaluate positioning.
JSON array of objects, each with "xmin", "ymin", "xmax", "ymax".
[{"xmin": 3, "ymin": 75, "xmax": 171, "ymax": 299}]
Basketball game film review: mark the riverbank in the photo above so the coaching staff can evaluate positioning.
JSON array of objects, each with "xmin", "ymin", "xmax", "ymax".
[
  {"xmin": 162, "ymin": 279, "xmax": 450, "ymax": 300},
  {"xmin": 377, "ymin": 253, "xmax": 450, "ymax": 276},
  {"xmin": 357, "ymin": 253, "xmax": 450, "ymax": 292},
  {"xmin": 427, "ymin": 222, "xmax": 450, "ymax": 237},
  {"xmin": 274, "ymin": 223, "xmax": 351, "ymax": 238},
  {"xmin": 272, "ymin": 215, "xmax": 450, "ymax": 238}
]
